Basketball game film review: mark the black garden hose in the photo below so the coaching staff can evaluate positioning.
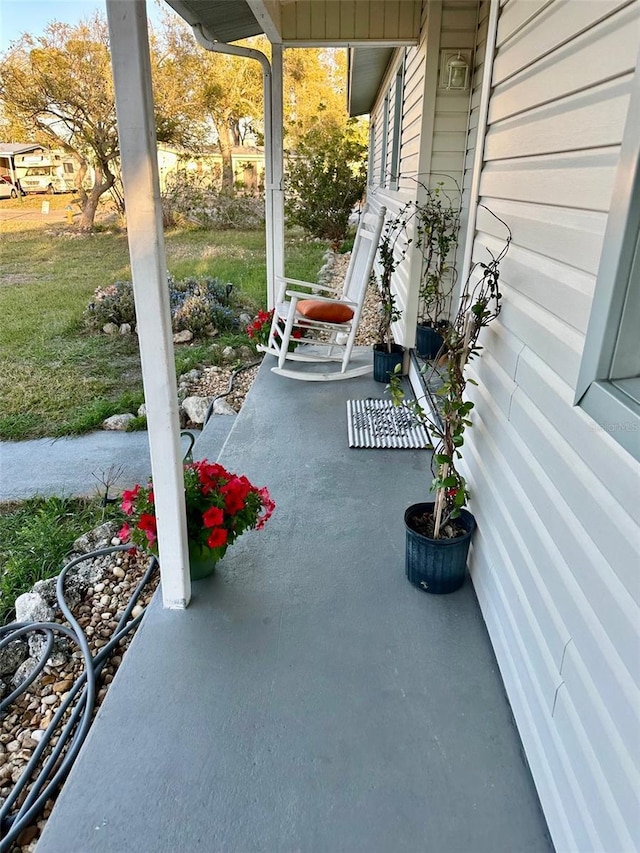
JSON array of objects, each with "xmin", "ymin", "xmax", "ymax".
[
  {"xmin": 203, "ymin": 359, "xmax": 262, "ymax": 426},
  {"xmin": 0, "ymin": 546, "xmax": 157, "ymax": 850}
]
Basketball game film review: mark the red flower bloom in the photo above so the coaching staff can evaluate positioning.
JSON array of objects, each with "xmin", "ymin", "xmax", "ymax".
[
  {"xmin": 117, "ymin": 523, "xmax": 131, "ymax": 542},
  {"xmin": 221, "ymin": 476, "xmax": 252, "ymax": 514},
  {"xmin": 203, "ymin": 506, "xmax": 224, "ymax": 528},
  {"xmin": 121, "ymin": 484, "xmax": 140, "ymax": 516},
  {"xmin": 137, "ymin": 513, "xmax": 157, "ymax": 545},
  {"xmin": 194, "ymin": 461, "xmax": 230, "ymax": 495},
  {"xmin": 207, "ymin": 527, "xmax": 228, "ymax": 549},
  {"xmin": 255, "ymin": 486, "xmax": 275, "ymax": 530}
]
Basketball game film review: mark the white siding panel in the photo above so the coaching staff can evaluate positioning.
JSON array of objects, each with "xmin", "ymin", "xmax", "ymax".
[
  {"xmin": 560, "ymin": 644, "xmax": 640, "ymax": 846},
  {"xmin": 459, "ymin": 2, "xmax": 640, "ymax": 848},
  {"xmin": 495, "ymin": 0, "xmax": 554, "ymax": 46},
  {"xmin": 481, "ymin": 320, "xmax": 525, "ymax": 378},
  {"xmin": 478, "ymin": 272, "xmax": 583, "ymax": 387},
  {"xmin": 484, "ymin": 77, "xmax": 632, "ymax": 160},
  {"xmin": 490, "ymin": 3, "xmax": 640, "ymax": 123},
  {"xmin": 508, "ymin": 389, "xmax": 640, "ymax": 600},
  {"xmin": 469, "ymin": 387, "xmax": 640, "ymax": 753},
  {"xmin": 431, "ymin": 130, "xmax": 468, "ymax": 153},
  {"xmin": 475, "ymin": 200, "xmax": 606, "ymax": 273},
  {"xmin": 478, "ymin": 149, "xmax": 620, "ymax": 210},
  {"xmin": 462, "ymin": 429, "xmax": 571, "ymax": 677},
  {"xmin": 552, "ymin": 686, "xmax": 638, "ymax": 852},
  {"xmin": 515, "ymin": 348, "xmax": 640, "ymax": 528},
  {"xmin": 434, "ymin": 113, "xmax": 472, "ymax": 133},
  {"xmin": 489, "ymin": 237, "xmax": 595, "ymax": 333},
  {"xmin": 470, "ymin": 546, "xmax": 577, "ymax": 853},
  {"xmin": 492, "ymin": 0, "xmax": 632, "ymax": 85},
  {"xmin": 431, "ymin": 151, "xmax": 467, "ymax": 173},
  {"xmin": 474, "ymin": 349, "xmax": 516, "ymax": 416}
]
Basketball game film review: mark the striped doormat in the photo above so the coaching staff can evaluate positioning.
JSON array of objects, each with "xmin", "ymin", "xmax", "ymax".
[{"xmin": 347, "ymin": 399, "xmax": 429, "ymax": 449}]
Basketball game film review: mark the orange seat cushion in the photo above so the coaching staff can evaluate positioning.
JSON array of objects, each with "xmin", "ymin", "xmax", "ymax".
[{"xmin": 296, "ymin": 299, "xmax": 354, "ymax": 323}]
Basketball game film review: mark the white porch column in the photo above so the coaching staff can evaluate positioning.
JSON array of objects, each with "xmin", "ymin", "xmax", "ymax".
[
  {"xmin": 270, "ymin": 43, "xmax": 285, "ymax": 305},
  {"xmin": 106, "ymin": 0, "xmax": 190, "ymax": 609}
]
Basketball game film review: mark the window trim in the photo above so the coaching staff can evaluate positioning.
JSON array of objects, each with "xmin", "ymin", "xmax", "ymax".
[
  {"xmin": 368, "ymin": 120, "xmax": 376, "ymax": 187},
  {"xmin": 575, "ymin": 59, "xmax": 640, "ymax": 460},
  {"xmin": 380, "ymin": 94, "xmax": 389, "ymax": 187},
  {"xmin": 389, "ymin": 55, "xmax": 405, "ymax": 191}
]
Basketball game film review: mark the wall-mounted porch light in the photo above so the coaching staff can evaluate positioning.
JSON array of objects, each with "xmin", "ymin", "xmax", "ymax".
[{"xmin": 439, "ymin": 50, "xmax": 472, "ymax": 91}]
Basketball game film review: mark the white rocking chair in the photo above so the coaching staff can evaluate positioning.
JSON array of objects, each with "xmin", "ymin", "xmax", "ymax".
[{"xmin": 258, "ymin": 205, "xmax": 386, "ymax": 381}]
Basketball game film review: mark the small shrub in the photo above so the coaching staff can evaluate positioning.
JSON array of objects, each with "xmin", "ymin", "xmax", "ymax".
[
  {"xmin": 85, "ymin": 275, "xmax": 241, "ymax": 338},
  {"xmin": 85, "ymin": 280, "xmax": 136, "ymax": 330}
]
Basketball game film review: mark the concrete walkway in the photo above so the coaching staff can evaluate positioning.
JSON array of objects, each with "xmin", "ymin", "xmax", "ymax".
[
  {"xmin": 36, "ymin": 363, "xmax": 552, "ymax": 852},
  {"xmin": 0, "ymin": 420, "xmax": 234, "ymax": 501}
]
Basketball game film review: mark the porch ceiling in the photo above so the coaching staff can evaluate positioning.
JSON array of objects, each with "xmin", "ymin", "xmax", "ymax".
[
  {"xmin": 162, "ymin": 0, "xmax": 421, "ymax": 46},
  {"xmin": 348, "ymin": 46, "xmax": 395, "ymax": 116},
  {"xmin": 162, "ymin": 0, "xmax": 263, "ymax": 42}
]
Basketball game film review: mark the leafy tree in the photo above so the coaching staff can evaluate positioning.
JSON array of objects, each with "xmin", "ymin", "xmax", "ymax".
[
  {"xmin": 285, "ymin": 119, "xmax": 367, "ymax": 248},
  {"xmin": 283, "ymin": 49, "xmax": 350, "ymax": 144},
  {"xmin": 158, "ymin": 16, "xmax": 266, "ymax": 190},
  {"xmin": 0, "ymin": 18, "xmax": 119, "ymax": 229},
  {"xmin": 0, "ymin": 14, "xmax": 196, "ymax": 229}
]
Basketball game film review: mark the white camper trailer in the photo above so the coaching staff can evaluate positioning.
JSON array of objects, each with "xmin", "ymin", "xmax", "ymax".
[{"xmin": 15, "ymin": 150, "xmax": 80, "ymax": 194}]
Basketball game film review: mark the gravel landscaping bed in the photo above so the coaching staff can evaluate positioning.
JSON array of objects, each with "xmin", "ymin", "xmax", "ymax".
[{"xmin": 0, "ymin": 547, "xmax": 158, "ymax": 852}]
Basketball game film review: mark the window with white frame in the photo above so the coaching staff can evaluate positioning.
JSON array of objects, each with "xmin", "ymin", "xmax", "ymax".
[
  {"xmin": 575, "ymin": 63, "xmax": 640, "ymax": 460},
  {"xmin": 368, "ymin": 120, "xmax": 376, "ymax": 186},
  {"xmin": 380, "ymin": 95, "xmax": 389, "ymax": 187},
  {"xmin": 390, "ymin": 56, "xmax": 405, "ymax": 191}
]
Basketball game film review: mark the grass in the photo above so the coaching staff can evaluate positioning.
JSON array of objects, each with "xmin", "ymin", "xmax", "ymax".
[
  {"xmin": 0, "ymin": 496, "xmax": 124, "ymax": 624},
  {"xmin": 0, "ymin": 210, "xmax": 328, "ymax": 440}
]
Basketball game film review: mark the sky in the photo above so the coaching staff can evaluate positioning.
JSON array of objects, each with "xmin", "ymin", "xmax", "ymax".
[{"xmin": 0, "ymin": 0, "xmax": 166, "ymax": 53}]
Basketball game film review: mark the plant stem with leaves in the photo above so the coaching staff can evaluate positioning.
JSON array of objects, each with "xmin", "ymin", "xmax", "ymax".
[{"xmin": 390, "ymin": 206, "xmax": 511, "ymax": 538}]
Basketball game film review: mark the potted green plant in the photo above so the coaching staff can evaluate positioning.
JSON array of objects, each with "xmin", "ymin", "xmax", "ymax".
[
  {"xmin": 373, "ymin": 206, "xmax": 411, "ymax": 382},
  {"xmin": 390, "ymin": 208, "xmax": 511, "ymax": 593},
  {"xmin": 414, "ymin": 184, "xmax": 461, "ymax": 359},
  {"xmin": 118, "ymin": 460, "xmax": 275, "ymax": 580}
]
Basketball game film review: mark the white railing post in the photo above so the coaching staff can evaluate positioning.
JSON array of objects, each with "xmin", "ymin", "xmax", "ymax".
[
  {"xmin": 106, "ymin": 0, "xmax": 190, "ymax": 609},
  {"xmin": 271, "ymin": 43, "xmax": 285, "ymax": 305}
]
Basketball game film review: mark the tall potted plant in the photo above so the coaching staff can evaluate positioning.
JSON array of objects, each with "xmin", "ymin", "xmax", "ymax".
[
  {"xmin": 414, "ymin": 184, "xmax": 461, "ymax": 359},
  {"xmin": 390, "ymin": 208, "xmax": 511, "ymax": 593},
  {"xmin": 373, "ymin": 205, "xmax": 411, "ymax": 382}
]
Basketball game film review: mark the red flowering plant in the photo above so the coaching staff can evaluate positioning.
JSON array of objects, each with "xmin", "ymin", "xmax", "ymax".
[
  {"xmin": 118, "ymin": 460, "xmax": 275, "ymax": 560},
  {"xmin": 246, "ymin": 308, "xmax": 304, "ymax": 352}
]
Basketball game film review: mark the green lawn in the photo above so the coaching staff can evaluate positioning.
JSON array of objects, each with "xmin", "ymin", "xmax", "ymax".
[{"xmin": 0, "ymin": 218, "xmax": 327, "ymax": 440}]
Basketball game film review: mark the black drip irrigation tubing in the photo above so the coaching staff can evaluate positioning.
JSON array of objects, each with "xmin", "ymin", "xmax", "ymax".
[
  {"xmin": 203, "ymin": 359, "xmax": 262, "ymax": 426},
  {"xmin": 0, "ymin": 546, "xmax": 157, "ymax": 851}
]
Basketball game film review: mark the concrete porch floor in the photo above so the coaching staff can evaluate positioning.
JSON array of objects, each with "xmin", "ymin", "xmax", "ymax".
[{"xmin": 37, "ymin": 360, "xmax": 552, "ymax": 852}]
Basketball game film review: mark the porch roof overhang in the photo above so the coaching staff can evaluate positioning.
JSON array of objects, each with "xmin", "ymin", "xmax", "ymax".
[
  {"xmin": 162, "ymin": 0, "xmax": 263, "ymax": 42},
  {"xmin": 348, "ymin": 46, "xmax": 395, "ymax": 116},
  {"xmin": 162, "ymin": 0, "xmax": 421, "ymax": 47}
]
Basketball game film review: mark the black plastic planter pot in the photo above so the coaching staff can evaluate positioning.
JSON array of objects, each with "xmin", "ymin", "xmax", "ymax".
[
  {"xmin": 373, "ymin": 343, "xmax": 404, "ymax": 383},
  {"xmin": 404, "ymin": 502, "xmax": 476, "ymax": 594},
  {"xmin": 415, "ymin": 324, "xmax": 444, "ymax": 359}
]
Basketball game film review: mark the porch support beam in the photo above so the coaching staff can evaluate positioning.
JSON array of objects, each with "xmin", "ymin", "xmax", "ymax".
[
  {"xmin": 271, "ymin": 42, "xmax": 285, "ymax": 300},
  {"xmin": 106, "ymin": 0, "xmax": 190, "ymax": 609}
]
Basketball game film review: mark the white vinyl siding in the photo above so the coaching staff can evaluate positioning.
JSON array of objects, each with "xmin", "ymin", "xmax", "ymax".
[{"xmin": 462, "ymin": 1, "xmax": 640, "ymax": 850}]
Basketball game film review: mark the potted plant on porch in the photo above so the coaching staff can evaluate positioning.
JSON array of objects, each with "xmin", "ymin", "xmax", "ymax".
[
  {"xmin": 118, "ymin": 460, "xmax": 275, "ymax": 580},
  {"xmin": 372, "ymin": 205, "xmax": 411, "ymax": 382},
  {"xmin": 414, "ymin": 183, "xmax": 461, "ymax": 359},
  {"xmin": 390, "ymin": 208, "xmax": 511, "ymax": 593}
]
